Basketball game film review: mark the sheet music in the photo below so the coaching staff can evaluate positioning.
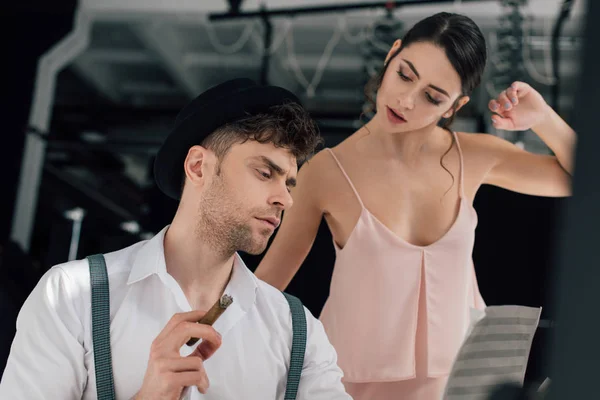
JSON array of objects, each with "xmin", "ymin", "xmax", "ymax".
[{"xmin": 443, "ymin": 305, "xmax": 542, "ymax": 400}]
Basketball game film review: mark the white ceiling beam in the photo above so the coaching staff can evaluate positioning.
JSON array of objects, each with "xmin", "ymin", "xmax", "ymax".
[
  {"xmin": 281, "ymin": 54, "xmax": 364, "ymax": 72},
  {"xmin": 81, "ymin": 36, "xmax": 577, "ymax": 73},
  {"xmin": 132, "ymin": 22, "xmax": 201, "ymax": 98},
  {"xmin": 183, "ymin": 51, "xmax": 363, "ymax": 74},
  {"xmin": 71, "ymin": 54, "xmax": 123, "ymax": 102},
  {"xmin": 80, "ymin": 0, "xmax": 586, "ymax": 24},
  {"xmin": 81, "ymin": 0, "xmax": 227, "ymax": 19},
  {"xmin": 85, "ymin": 48, "xmax": 156, "ymax": 64}
]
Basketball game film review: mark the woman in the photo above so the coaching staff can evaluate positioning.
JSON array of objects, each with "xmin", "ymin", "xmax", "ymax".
[{"xmin": 255, "ymin": 12, "xmax": 576, "ymax": 399}]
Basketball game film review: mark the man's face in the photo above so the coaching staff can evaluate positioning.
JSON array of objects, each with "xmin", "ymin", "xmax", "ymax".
[{"xmin": 197, "ymin": 140, "xmax": 297, "ymax": 256}]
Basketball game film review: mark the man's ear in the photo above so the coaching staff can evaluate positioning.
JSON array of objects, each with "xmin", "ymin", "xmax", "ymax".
[{"xmin": 183, "ymin": 145, "xmax": 216, "ymax": 190}]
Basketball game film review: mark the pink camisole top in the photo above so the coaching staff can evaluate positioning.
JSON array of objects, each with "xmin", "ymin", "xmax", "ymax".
[{"xmin": 319, "ymin": 131, "xmax": 486, "ymax": 383}]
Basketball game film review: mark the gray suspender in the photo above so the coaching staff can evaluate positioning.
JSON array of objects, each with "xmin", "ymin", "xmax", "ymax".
[
  {"xmin": 87, "ymin": 254, "xmax": 116, "ymax": 400},
  {"xmin": 282, "ymin": 293, "xmax": 307, "ymax": 400},
  {"xmin": 87, "ymin": 254, "xmax": 306, "ymax": 399}
]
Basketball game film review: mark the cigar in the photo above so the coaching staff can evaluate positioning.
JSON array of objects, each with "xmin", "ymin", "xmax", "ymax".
[{"xmin": 186, "ymin": 294, "xmax": 233, "ymax": 346}]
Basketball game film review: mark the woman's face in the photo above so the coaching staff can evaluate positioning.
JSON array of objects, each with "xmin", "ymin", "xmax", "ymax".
[{"xmin": 375, "ymin": 40, "xmax": 469, "ymax": 133}]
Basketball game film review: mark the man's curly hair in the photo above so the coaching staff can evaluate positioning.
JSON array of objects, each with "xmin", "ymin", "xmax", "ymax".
[
  {"xmin": 203, "ymin": 101, "xmax": 321, "ymax": 164},
  {"xmin": 181, "ymin": 101, "xmax": 322, "ymax": 192}
]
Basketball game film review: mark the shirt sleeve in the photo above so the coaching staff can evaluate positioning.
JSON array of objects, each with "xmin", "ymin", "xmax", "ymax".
[
  {"xmin": 296, "ymin": 307, "xmax": 353, "ymax": 400},
  {"xmin": 0, "ymin": 266, "xmax": 87, "ymax": 399}
]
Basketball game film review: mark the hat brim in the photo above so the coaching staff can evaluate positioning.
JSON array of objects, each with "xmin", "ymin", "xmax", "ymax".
[{"xmin": 154, "ymin": 85, "xmax": 300, "ymax": 200}]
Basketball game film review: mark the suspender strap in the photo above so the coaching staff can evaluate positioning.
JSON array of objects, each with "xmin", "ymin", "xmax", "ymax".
[
  {"xmin": 283, "ymin": 292, "xmax": 307, "ymax": 400},
  {"xmin": 87, "ymin": 254, "xmax": 116, "ymax": 400}
]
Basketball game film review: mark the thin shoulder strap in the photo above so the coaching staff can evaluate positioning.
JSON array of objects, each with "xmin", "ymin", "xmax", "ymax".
[
  {"xmin": 283, "ymin": 292, "xmax": 307, "ymax": 400},
  {"xmin": 87, "ymin": 254, "xmax": 116, "ymax": 400},
  {"xmin": 325, "ymin": 148, "xmax": 365, "ymax": 208},
  {"xmin": 450, "ymin": 131, "xmax": 466, "ymax": 198}
]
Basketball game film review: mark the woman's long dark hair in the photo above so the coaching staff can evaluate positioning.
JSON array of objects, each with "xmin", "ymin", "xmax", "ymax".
[{"xmin": 364, "ymin": 12, "xmax": 487, "ymax": 194}]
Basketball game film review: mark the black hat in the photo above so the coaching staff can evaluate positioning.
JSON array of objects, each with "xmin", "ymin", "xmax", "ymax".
[{"xmin": 154, "ymin": 78, "xmax": 301, "ymax": 200}]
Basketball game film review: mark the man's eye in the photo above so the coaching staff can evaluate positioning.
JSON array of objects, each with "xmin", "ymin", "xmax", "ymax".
[{"xmin": 259, "ymin": 170, "xmax": 271, "ymax": 179}]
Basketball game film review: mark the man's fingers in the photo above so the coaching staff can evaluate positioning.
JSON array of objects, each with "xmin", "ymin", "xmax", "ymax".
[
  {"xmin": 169, "ymin": 356, "xmax": 205, "ymax": 372},
  {"xmin": 189, "ymin": 335, "xmax": 222, "ymax": 361},
  {"xmin": 153, "ymin": 310, "xmax": 208, "ymax": 344},
  {"xmin": 169, "ymin": 370, "xmax": 210, "ymax": 394},
  {"xmin": 173, "ymin": 322, "xmax": 222, "ymax": 353}
]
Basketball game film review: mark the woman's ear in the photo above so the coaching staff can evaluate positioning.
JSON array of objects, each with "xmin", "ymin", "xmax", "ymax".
[
  {"xmin": 384, "ymin": 39, "xmax": 402, "ymax": 66},
  {"xmin": 443, "ymin": 96, "xmax": 470, "ymax": 118}
]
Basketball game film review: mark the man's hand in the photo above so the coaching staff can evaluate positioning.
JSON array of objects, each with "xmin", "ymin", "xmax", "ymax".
[{"xmin": 134, "ymin": 310, "xmax": 222, "ymax": 400}]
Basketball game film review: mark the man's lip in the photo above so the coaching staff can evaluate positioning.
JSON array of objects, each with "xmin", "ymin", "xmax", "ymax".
[{"xmin": 256, "ymin": 217, "xmax": 280, "ymax": 229}]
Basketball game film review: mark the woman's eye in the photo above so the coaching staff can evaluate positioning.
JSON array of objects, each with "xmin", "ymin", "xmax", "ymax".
[
  {"xmin": 397, "ymin": 70, "xmax": 411, "ymax": 81},
  {"xmin": 426, "ymin": 93, "xmax": 441, "ymax": 105}
]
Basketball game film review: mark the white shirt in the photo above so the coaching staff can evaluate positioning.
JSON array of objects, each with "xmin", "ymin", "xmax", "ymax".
[{"xmin": 0, "ymin": 227, "xmax": 352, "ymax": 399}]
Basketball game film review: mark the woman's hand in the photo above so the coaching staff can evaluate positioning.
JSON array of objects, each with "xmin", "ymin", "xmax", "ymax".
[{"xmin": 488, "ymin": 81, "xmax": 551, "ymax": 132}]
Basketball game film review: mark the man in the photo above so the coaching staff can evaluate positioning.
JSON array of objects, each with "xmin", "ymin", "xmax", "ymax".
[{"xmin": 0, "ymin": 78, "xmax": 352, "ymax": 399}]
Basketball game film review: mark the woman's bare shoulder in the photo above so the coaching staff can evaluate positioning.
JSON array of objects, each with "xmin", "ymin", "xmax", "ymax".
[
  {"xmin": 296, "ymin": 133, "xmax": 362, "ymax": 202},
  {"xmin": 454, "ymin": 131, "xmax": 505, "ymax": 174},
  {"xmin": 301, "ymin": 131, "xmax": 361, "ymax": 177},
  {"xmin": 454, "ymin": 131, "xmax": 498, "ymax": 154},
  {"xmin": 456, "ymin": 130, "xmax": 504, "ymax": 148},
  {"xmin": 299, "ymin": 147, "xmax": 340, "ymax": 185}
]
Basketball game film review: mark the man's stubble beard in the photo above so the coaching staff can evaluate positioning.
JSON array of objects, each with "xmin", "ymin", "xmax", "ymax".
[{"xmin": 195, "ymin": 172, "xmax": 272, "ymax": 258}]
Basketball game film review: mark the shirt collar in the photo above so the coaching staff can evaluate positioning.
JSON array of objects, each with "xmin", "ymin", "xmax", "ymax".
[
  {"xmin": 127, "ymin": 226, "xmax": 169, "ymax": 285},
  {"xmin": 127, "ymin": 226, "xmax": 257, "ymax": 311},
  {"xmin": 224, "ymin": 253, "xmax": 258, "ymax": 312}
]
